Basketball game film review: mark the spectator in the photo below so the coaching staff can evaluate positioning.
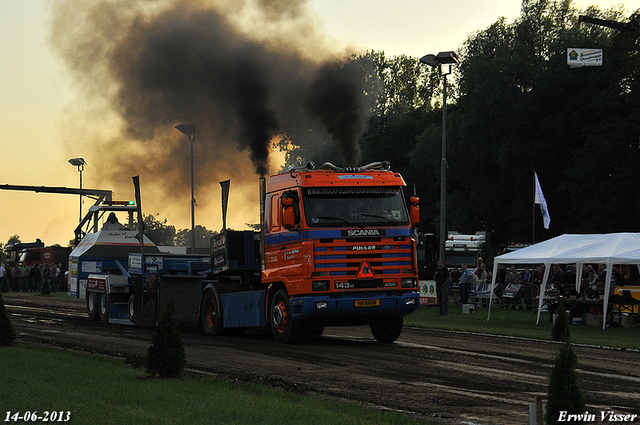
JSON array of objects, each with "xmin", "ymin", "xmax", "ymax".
[
  {"xmin": 57, "ymin": 263, "xmax": 66, "ymax": 292},
  {"xmin": 563, "ymin": 264, "xmax": 576, "ymax": 285},
  {"xmin": 434, "ymin": 259, "xmax": 451, "ymax": 316},
  {"xmin": 102, "ymin": 212, "xmax": 127, "ymax": 230},
  {"xmin": 21, "ymin": 263, "xmax": 30, "ymax": 291},
  {"xmin": 450, "ymin": 266, "xmax": 462, "ymax": 286},
  {"xmin": 533, "ymin": 264, "xmax": 545, "ymax": 299},
  {"xmin": 49, "ymin": 263, "xmax": 60, "ymax": 292},
  {"xmin": 521, "ymin": 267, "xmax": 534, "ymax": 310},
  {"xmin": 502, "ymin": 266, "xmax": 522, "ymax": 309},
  {"xmin": 475, "ymin": 261, "xmax": 491, "ymax": 285},
  {"xmin": 459, "ymin": 263, "xmax": 478, "ymax": 305},
  {"xmin": 11, "ymin": 265, "xmax": 21, "ymax": 291},
  {"xmin": 29, "ymin": 264, "xmax": 42, "ymax": 292},
  {"xmin": 550, "ymin": 264, "xmax": 564, "ymax": 287}
]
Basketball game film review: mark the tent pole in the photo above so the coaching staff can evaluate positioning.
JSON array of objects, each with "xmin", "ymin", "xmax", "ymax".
[
  {"xmin": 536, "ymin": 263, "xmax": 551, "ymax": 324},
  {"xmin": 576, "ymin": 262, "xmax": 583, "ymax": 293},
  {"xmin": 602, "ymin": 264, "xmax": 613, "ymax": 330},
  {"xmin": 533, "ymin": 172, "xmax": 536, "ymax": 244},
  {"xmin": 487, "ymin": 262, "xmax": 499, "ymax": 321}
]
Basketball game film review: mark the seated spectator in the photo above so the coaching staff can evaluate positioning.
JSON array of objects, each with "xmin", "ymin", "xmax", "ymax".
[
  {"xmin": 502, "ymin": 266, "xmax": 522, "ymax": 309},
  {"xmin": 458, "ymin": 263, "xmax": 479, "ymax": 304}
]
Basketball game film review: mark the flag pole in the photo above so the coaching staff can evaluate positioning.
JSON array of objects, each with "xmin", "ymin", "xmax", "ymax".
[{"xmin": 533, "ymin": 171, "xmax": 536, "ymax": 244}]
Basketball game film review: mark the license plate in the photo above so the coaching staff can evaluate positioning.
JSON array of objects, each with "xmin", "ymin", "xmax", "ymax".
[{"xmin": 355, "ymin": 299, "xmax": 380, "ymax": 307}]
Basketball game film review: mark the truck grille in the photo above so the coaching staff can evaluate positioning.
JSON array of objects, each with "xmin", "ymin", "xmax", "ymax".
[{"xmin": 313, "ymin": 237, "xmax": 414, "ymax": 278}]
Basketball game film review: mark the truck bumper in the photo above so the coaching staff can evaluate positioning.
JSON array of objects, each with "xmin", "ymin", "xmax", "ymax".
[{"xmin": 290, "ymin": 291, "xmax": 419, "ymax": 325}]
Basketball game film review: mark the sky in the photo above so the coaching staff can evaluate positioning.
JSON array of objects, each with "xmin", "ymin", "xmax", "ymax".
[{"xmin": 1, "ymin": 0, "xmax": 639, "ymax": 248}]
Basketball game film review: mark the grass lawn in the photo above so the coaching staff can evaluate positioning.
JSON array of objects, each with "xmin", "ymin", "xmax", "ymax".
[
  {"xmin": 0, "ymin": 344, "xmax": 426, "ymax": 425},
  {"xmin": 405, "ymin": 302, "xmax": 640, "ymax": 349}
]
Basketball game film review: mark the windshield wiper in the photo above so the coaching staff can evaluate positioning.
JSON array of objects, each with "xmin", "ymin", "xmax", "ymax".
[
  {"xmin": 357, "ymin": 213, "xmax": 397, "ymax": 224},
  {"xmin": 315, "ymin": 216, "xmax": 364, "ymax": 229}
]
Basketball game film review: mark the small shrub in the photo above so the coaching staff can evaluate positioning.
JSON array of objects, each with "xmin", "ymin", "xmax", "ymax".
[
  {"xmin": 0, "ymin": 292, "xmax": 17, "ymax": 346},
  {"xmin": 146, "ymin": 298, "xmax": 185, "ymax": 378},
  {"xmin": 551, "ymin": 300, "xmax": 571, "ymax": 342},
  {"xmin": 545, "ymin": 341, "xmax": 585, "ymax": 424}
]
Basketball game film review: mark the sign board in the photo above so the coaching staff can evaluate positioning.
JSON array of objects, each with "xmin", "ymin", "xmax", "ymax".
[
  {"xmin": 567, "ymin": 48, "xmax": 603, "ymax": 67},
  {"xmin": 419, "ymin": 280, "xmax": 437, "ymax": 304}
]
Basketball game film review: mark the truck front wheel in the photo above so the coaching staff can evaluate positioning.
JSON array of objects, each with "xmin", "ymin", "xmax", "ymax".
[
  {"xmin": 370, "ymin": 317, "xmax": 404, "ymax": 343},
  {"xmin": 86, "ymin": 292, "xmax": 99, "ymax": 321},
  {"xmin": 270, "ymin": 289, "xmax": 301, "ymax": 344},
  {"xmin": 201, "ymin": 290, "xmax": 223, "ymax": 335}
]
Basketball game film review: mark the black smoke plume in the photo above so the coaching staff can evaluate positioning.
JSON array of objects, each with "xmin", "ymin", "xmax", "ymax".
[{"xmin": 50, "ymin": 0, "xmax": 379, "ymax": 225}]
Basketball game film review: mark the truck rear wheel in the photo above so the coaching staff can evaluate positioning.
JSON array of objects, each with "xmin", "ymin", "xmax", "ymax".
[
  {"xmin": 370, "ymin": 317, "xmax": 403, "ymax": 343},
  {"xmin": 98, "ymin": 293, "xmax": 110, "ymax": 323},
  {"xmin": 86, "ymin": 292, "xmax": 99, "ymax": 321},
  {"xmin": 201, "ymin": 290, "xmax": 223, "ymax": 335},
  {"xmin": 270, "ymin": 289, "xmax": 302, "ymax": 344}
]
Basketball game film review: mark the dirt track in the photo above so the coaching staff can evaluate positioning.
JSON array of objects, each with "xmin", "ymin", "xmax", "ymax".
[{"xmin": 4, "ymin": 292, "xmax": 640, "ymax": 425}]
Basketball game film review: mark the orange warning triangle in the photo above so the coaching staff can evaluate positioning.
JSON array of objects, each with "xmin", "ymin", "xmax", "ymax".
[{"xmin": 356, "ymin": 261, "xmax": 375, "ymax": 279}]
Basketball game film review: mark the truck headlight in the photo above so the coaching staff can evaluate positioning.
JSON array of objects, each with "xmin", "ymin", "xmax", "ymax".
[
  {"xmin": 401, "ymin": 278, "xmax": 416, "ymax": 288},
  {"xmin": 312, "ymin": 281, "xmax": 329, "ymax": 291},
  {"xmin": 315, "ymin": 301, "xmax": 329, "ymax": 310},
  {"xmin": 405, "ymin": 297, "xmax": 417, "ymax": 306}
]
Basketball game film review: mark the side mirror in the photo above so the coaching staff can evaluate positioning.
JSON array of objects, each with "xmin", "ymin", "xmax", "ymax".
[
  {"xmin": 281, "ymin": 196, "xmax": 296, "ymax": 230},
  {"xmin": 409, "ymin": 196, "xmax": 420, "ymax": 228}
]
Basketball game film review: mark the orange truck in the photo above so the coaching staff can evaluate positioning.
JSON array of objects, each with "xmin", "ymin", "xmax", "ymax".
[
  {"xmin": 87, "ymin": 161, "xmax": 421, "ymax": 344},
  {"xmin": 204, "ymin": 161, "xmax": 421, "ymax": 343}
]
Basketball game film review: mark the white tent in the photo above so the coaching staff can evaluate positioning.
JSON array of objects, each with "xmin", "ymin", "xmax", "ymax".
[{"xmin": 487, "ymin": 233, "xmax": 640, "ymax": 329}]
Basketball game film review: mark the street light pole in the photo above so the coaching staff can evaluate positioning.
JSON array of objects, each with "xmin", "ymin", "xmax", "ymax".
[
  {"xmin": 420, "ymin": 51, "xmax": 457, "ymax": 265},
  {"xmin": 175, "ymin": 124, "xmax": 197, "ymax": 252},
  {"xmin": 440, "ymin": 70, "xmax": 448, "ymax": 264},
  {"xmin": 68, "ymin": 158, "xmax": 86, "ymax": 223}
]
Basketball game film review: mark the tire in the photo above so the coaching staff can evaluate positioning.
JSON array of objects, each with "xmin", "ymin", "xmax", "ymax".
[
  {"xmin": 270, "ymin": 289, "xmax": 302, "ymax": 344},
  {"xmin": 370, "ymin": 317, "xmax": 404, "ymax": 343},
  {"xmin": 86, "ymin": 292, "xmax": 100, "ymax": 321},
  {"xmin": 98, "ymin": 293, "xmax": 110, "ymax": 323},
  {"xmin": 201, "ymin": 289, "xmax": 224, "ymax": 335},
  {"xmin": 128, "ymin": 294, "xmax": 135, "ymax": 322}
]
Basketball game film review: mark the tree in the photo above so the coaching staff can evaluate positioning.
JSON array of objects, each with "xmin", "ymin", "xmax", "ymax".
[
  {"xmin": 6, "ymin": 235, "xmax": 20, "ymax": 246},
  {"xmin": 146, "ymin": 298, "xmax": 186, "ymax": 378},
  {"xmin": 143, "ymin": 213, "xmax": 176, "ymax": 246},
  {"xmin": 175, "ymin": 225, "xmax": 217, "ymax": 249},
  {"xmin": 545, "ymin": 341, "xmax": 586, "ymax": 424},
  {"xmin": 435, "ymin": 0, "xmax": 640, "ymax": 246}
]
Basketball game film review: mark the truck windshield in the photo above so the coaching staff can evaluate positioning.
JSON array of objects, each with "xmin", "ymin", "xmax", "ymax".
[{"xmin": 302, "ymin": 187, "xmax": 409, "ymax": 227}]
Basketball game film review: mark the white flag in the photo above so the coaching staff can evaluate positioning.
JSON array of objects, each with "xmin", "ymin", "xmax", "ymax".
[{"xmin": 534, "ymin": 172, "xmax": 551, "ymax": 229}]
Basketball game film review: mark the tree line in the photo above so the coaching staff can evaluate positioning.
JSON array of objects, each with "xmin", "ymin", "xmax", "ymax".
[{"xmin": 284, "ymin": 0, "xmax": 640, "ymax": 249}]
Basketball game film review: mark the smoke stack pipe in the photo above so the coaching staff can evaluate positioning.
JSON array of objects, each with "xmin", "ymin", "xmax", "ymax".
[{"xmin": 259, "ymin": 176, "xmax": 266, "ymax": 269}]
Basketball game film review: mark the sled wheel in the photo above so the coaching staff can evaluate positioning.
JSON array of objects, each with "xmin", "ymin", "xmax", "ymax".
[
  {"xmin": 86, "ymin": 292, "xmax": 100, "ymax": 321},
  {"xmin": 98, "ymin": 293, "xmax": 110, "ymax": 323},
  {"xmin": 201, "ymin": 290, "xmax": 223, "ymax": 335}
]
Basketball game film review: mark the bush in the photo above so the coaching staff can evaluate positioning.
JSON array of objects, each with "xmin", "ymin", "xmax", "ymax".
[
  {"xmin": 545, "ymin": 341, "xmax": 585, "ymax": 424},
  {"xmin": 0, "ymin": 292, "xmax": 17, "ymax": 346},
  {"xmin": 551, "ymin": 300, "xmax": 571, "ymax": 342},
  {"xmin": 146, "ymin": 298, "xmax": 186, "ymax": 378}
]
